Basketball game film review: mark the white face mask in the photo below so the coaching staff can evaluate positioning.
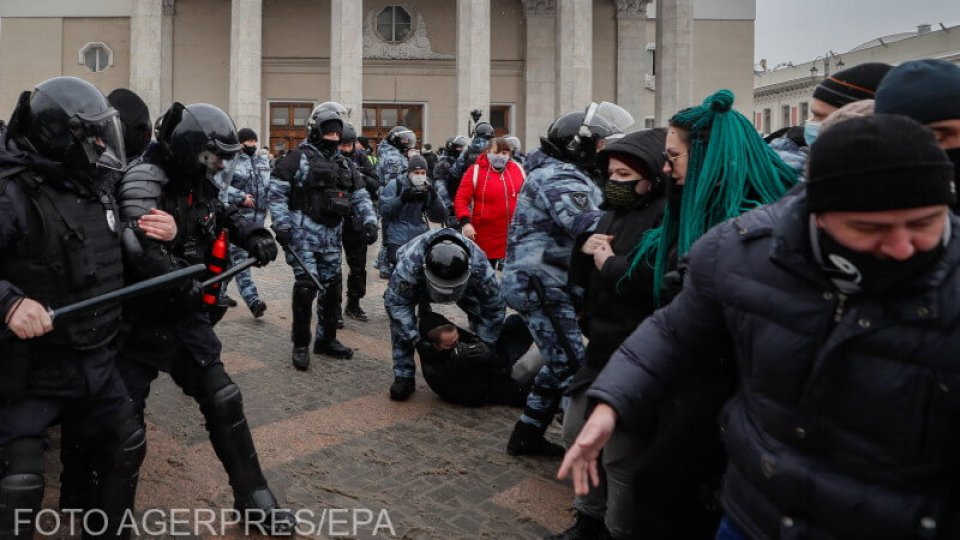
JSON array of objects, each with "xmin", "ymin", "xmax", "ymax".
[{"xmin": 410, "ymin": 174, "xmax": 428, "ymax": 188}]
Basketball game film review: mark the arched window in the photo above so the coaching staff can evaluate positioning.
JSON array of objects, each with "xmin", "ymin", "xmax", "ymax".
[
  {"xmin": 79, "ymin": 42, "xmax": 113, "ymax": 73},
  {"xmin": 376, "ymin": 6, "xmax": 412, "ymax": 43}
]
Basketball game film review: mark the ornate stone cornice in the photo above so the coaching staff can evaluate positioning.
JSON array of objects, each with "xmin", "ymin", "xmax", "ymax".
[
  {"xmin": 162, "ymin": 0, "xmax": 175, "ymax": 16},
  {"xmin": 615, "ymin": 0, "xmax": 648, "ymax": 19},
  {"xmin": 362, "ymin": 7, "xmax": 453, "ymax": 60},
  {"xmin": 521, "ymin": 0, "xmax": 556, "ymax": 17}
]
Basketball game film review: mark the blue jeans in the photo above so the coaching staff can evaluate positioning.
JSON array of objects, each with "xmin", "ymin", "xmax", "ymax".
[{"xmin": 716, "ymin": 515, "xmax": 748, "ymax": 540}]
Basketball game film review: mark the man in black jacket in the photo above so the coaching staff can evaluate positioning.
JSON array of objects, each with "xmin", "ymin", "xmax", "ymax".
[{"xmin": 562, "ymin": 115, "xmax": 960, "ymax": 539}]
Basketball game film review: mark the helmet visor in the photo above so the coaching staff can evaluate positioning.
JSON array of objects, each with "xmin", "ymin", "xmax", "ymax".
[
  {"xmin": 397, "ymin": 130, "xmax": 417, "ymax": 150},
  {"xmin": 425, "ymin": 271, "xmax": 469, "ymax": 304},
  {"xmin": 211, "ymin": 138, "xmax": 242, "ymax": 159},
  {"xmin": 584, "ymin": 102, "xmax": 635, "ymax": 135},
  {"xmin": 72, "ymin": 109, "xmax": 127, "ymax": 172}
]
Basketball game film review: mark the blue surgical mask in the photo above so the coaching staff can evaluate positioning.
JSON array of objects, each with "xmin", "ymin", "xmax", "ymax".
[
  {"xmin": 804, "ymin": 121, "xmax": 821, "ymax": 147},
  {"xmin": 487, "ymin": 153, "xmax": 509, "ymax": 170}
]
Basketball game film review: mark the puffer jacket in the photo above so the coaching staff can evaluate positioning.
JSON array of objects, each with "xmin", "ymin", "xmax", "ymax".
[
  {"xmin": 454, "ymin": 153, "xmax": 525, "ymax": 260},
  {"xmin": 590, "ymin": 190, "xmax": 960, "ymax": 540},
  {"xmin": 379, "ymin": 175, "xmax": 448, "ymax": 246}
]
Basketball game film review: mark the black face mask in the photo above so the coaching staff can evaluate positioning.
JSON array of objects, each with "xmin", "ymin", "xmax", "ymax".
[
  {"xmin": 603, "ymin": 179, "xmax": 640, "ymax": 210},
  {"xmin": 945, "ymin": 147, "xmax": 960, "ymax": 207},
  {"xmin": 242, "ymin": 145, "xmax": 257, "ymax": 157},
  {"xmin": 816, "ymin": 228, "xmax": 945, "ymax": 294},
  {"xmin": 318, "ymin": 138, "xmax": 339, "ymax": 157}
]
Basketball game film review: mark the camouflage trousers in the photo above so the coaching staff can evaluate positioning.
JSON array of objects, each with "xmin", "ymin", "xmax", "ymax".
[
  {"xmin": 222, "ymin": 244, "xmax": 261, "ymax": 309},
  {"xmin": 516, "ymin": 299, "xmax": 585, "ymax": 429},
  {"xmin": 286, "ymin": 247, "xmax": 343, "ymax": 346}
]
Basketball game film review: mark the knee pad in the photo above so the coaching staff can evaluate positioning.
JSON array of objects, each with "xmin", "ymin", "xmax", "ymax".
[
  {"xmin": 110, "ymin": 417, "xmax": 147, "ymax": 477},
  {"xmin": 202, "ymin": 383, "xmax": 245, "ymax": 425},
  {"xmin": 293, "ymin": 280, "xmax": 318, "ymax": 303}
]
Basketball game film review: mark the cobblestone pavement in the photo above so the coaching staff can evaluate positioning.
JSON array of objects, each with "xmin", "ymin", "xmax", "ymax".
[{"xmin": 39, "ymin": 238, "xmax": 574, "ymax": 539}]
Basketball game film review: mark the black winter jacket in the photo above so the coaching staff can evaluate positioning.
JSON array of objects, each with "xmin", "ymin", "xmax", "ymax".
[{"xmin": 590, "ymin": 190, "xmax": 960, "ymax": 539}]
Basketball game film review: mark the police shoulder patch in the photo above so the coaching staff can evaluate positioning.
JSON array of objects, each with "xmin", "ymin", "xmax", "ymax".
[{"xmin": 568, "ymin": 192, "xmax": 589, "ymax": 210}]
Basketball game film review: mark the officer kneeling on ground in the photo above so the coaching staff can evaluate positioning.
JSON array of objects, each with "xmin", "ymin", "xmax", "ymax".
[
  {"xmin": 0, "ymin": 76, "xmax": 145, "ymax": 539},
  {"xmin": 384, "ymin": 228, "xmax": 504, "ymax": 401}
]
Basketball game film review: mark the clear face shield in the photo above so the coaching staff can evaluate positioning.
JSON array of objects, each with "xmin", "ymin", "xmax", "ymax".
[
  {"xmin": 198, "ymin": 138, "xmax": 242, "ymax": 178},
  {"xmin": 71, "ymin": 108, "xmax": 127, "ymax": 173},
  {"xmin": 425, "ymin": 271, "xmax": 470, "ymax": 304},
  {"xmin": 567, "ymin": 101, "xmax": 635, "ymax": 159}
]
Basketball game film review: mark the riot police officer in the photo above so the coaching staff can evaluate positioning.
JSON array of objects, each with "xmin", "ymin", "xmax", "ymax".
[
  {"xmin": 447, "ymin": 122, "xmax": 495, "ymax": 198},
  {"xmin": 337, "ymin": 123, "xmax": 379, "ymax": 322},
  {"xmin": 0, "ymin": 76, "xmax": 145, "ymax": 539},
  {"xmin": 384, "ymin": 228, "xmax": 504, "ymax": 401},
  {"xmin": 434, "ymin": 135, "xmax": 468, "ymax": 225},
  {"xmin": 268, "ymin": 104, "xmax": 377, "ymax": 370},
  {"xmin": 375, "ymin": 126, "xmax": 416, "ymax": 278},
  {"xmin": 502, "ymin": 104, "xmax": 631, "ymax": 456},
  {"xmin": 114, "ymin": 102, "xmax": 294, "ymax": 533}
]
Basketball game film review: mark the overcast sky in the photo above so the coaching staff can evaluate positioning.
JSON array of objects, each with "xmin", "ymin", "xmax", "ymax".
[{"xmin": 755, "ymin": 0, "xmax": 960, "ymax": 67}]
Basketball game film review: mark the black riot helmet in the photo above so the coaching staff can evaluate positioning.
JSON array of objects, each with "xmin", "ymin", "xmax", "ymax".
[
  {"xmin": 540, "ymin": 102, "xmax": 634, "ymax": 169},
  {"xmin": 445, "ymin": 135, "xmax": 468, "ymax": 156},
  {"xmin": 15, "ymin": 76, "xmax": 126, "ymax": 181},
  {"xmin": 424, "ymin": 236, "xmax": 471, "ymax": 304},
  {"xmin": 316, "ymin": 101, "xmax": 350, "ymax": 120},
  {"xmin": 387, "ymin": 126, "xmax": 417, "ymax": 150},
  {"xmin": 158, "ymin": 102, "xmax": 241, "ymax": 184},
  {"xmin": 473, "ymin": 122, "xmax": 495, "ymax": 141},
  {"xmin": 340, "ymin": 123, "xmax": 358, "ymax": 145},
  {"xmin": 306, "ymin": 105, "xmax": 343, "ymax": 144},
  {"xmin": 107, "ymin": 88, "xmax": 152, "ymax": 160}
]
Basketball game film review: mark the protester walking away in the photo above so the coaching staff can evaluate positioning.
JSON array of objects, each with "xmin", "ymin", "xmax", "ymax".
[
  {"xmin": 336, "ymin": 123, "xmax": 380, "ymax": 323},
  {"xmin": 379, "ymin": 155, "xmax": 448, "ymax": 275},
  {"xmin": 552, "ymin": 128, "xmax": 668, "ymax": 540},
  {"xmin": 376, "ymin": 126, "xmax": 417, "ymax": 278},
  {"xmin": 114, "ymin": 102, "xmax": 294, "ymax": 534},
  {"xmin": 268, "ymin": 104, "xmax": 377, "ymax": 369},
  {"xmin": 502, "ymin": 102, "xmax": 633, "ymax": 457},
  {"xmin": 563, "ymin": 113, "xmax": 960, "ymax": 540},
  {"xmin": 0, "ymin": 76, "xmax": 146, "ymax": 539},
  {"xmin": 767, "ymin": 62, "xmax": 891, "ymax": 176},
  {"xmin": 383, "ymin": 228, "xmax": 504, "ymax": 401},
  {"xmin": 448, "ymin": 122, "xmax": 496, "ymax": 199},
  {"xmin": 875, "ymin": 58, "xmax": 960, "ymax": 209},
  {"xmin": 217, "ymin": 127, "xmax": 271, "ymax": 318},
  {"xmin": 454, "ymin": 137, "xmax": 525, "ymax": 267}
]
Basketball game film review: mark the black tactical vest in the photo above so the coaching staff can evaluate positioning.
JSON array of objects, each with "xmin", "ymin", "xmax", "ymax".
[
  {"xmin": 293, "ymin": 146, "xmax": 356, "ymax": 226},
  {"xmin": 0, "ymin": 170, "xmax": 124, "ymax": 350}
]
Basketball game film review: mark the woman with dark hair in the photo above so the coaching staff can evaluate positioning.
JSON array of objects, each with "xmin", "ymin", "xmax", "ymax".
[
  {"xmin": 454, "ymin": 137, "xmax": 526, "ymax": 267},
  {"xmin": 556, "ymin": 90, "xmax": 798, "ymax": 540}
]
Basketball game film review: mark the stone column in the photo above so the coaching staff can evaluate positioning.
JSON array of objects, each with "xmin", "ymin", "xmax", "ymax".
[
  {"xmin": 521, "ymin": 0, "xmax": 556, "ymax": 151},
  {"xmin": 229, "ymin": 0, "xmax": 262, "ymax": 133},
  {"xmin": 654, "ymin": 0, "xmax": 694, "ymax": 125},
  {"xmin": 160, "ymin": 0, "xmax": 175, "ymax": 112},
  {"xmin": 556, "ymin": 0, "xmax": 592, "ymax": 114},
  {"xmin": 615, "ymin": 0, "xmax": 647, "ymax": 124},
  {"xmin": 330, "ymin": 0, "xmax": 363, "ymax": 127},
  {"xmin": 129, "ymin": 0, "xmax": 164, "ymax": 120},
  {"xmin": 456, "ymin": 0, "xmax": 491, "ymax": 136}
]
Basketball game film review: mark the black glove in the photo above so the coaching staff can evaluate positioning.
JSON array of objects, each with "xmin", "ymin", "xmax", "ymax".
[
  {"xmin": 363, "ymin": 223, "xmax": 379, "ymax": 245},
  {"xmin": 248, "ymin": 234, "xmax": 278, "ymax": 267},
  {"xmin": 273, "ymin": 228, "xmax": 292, "ymax": 248},
  {"xmin": 174, "ymin": 278, "xmax": 203, "ymax": 308},
  {"xmin": 451, "ymin": 341, "xmax": 495, "ymax": 366},
  {"xmin": 400, "ymin": 189, "xmax": 418, "ymax": 203}
]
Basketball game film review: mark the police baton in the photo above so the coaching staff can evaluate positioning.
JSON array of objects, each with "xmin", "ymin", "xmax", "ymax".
[
  {"xmin": 200, "ymin": 257, "xmax": 258, "ymax": 288},
  {"xmin": 1, "ymin": 263, "xmax": 207, "ymax": 340},
  {"xmin": 285, "ymin": 246, "xmax": 324, "ymax": 290}
]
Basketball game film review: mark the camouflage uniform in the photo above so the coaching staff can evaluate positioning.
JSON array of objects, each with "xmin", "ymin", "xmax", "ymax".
[
  {"xmin": 268, "ymin": 142, "xmax": 376, "ymax": 348},
  {"xmin": 384, "ymin": 228, "xmax": 504, "ymax": 378},
  {"xmin": 502, "ymin": 149, "xmax": 604, "ymax": 429},
  {"xmin": 218, "ymin": 153, "xmax": 271, "ymax": 309},
  {"xmin": 375, "ymin": 141, "xmax": 408, "ymax": 276}
]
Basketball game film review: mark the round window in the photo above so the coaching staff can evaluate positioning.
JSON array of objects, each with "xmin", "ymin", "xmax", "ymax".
[{"xmin": 376, "ymin": 6, "xmax": 412, "ymax": 44}]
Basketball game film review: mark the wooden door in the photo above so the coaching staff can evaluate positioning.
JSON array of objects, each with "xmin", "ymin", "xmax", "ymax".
[
  {"xmin": 361, "ymin": 103, "xmax": 424, "ymax": 153},
  {"xmin": 269, "ymin": 102, "xmax": 314, "ymax": 156},
  {"xmin": 490, "ymin": 105, "xmax": 511, "ymax": 137}
]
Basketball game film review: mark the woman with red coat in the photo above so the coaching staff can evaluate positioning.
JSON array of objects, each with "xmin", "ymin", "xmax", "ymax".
[{"xmin": 455, "ymin": 137, "xmax": 525, "ymax": 267}]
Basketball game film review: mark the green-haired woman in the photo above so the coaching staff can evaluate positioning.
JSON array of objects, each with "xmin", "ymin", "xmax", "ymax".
[{"xmin": 558, "ymin": 89, "xmax": 798, "ymax": 539}]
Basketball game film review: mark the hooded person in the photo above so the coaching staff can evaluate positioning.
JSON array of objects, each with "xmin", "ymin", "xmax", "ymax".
[{"xmin": 875, "ymin": 58, "xmax": 960, "ymax": 210}]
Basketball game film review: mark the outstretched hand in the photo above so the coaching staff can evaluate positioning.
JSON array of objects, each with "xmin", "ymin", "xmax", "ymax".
[{"xmin": 557, "ymin": 403, "xmax": 617, "ymax": 495}]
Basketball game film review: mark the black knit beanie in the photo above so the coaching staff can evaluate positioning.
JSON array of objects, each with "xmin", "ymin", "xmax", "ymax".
[
  {"xmin": 237, "ymin": 128, "xmax": 258, "ymax": 142},
  {"xmin": 812, "ymin": 63, "xmax": 892, "ymax": 109},
  {"xmin": 875, "ymin": 59, "xmax": 960, "ymax": 124},
  {"xmin": 806, "ymin": 114, "xmax": 955, "ymax": 212},
  {"xmin": 408, "ymin": 155, "xmax": 428, "ymax": 172}
]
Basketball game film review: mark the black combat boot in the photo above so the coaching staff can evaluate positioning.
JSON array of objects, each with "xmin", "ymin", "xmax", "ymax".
[
  {"xmin": 202, "ymin": 384, "xmax": 296, "ymax": 536},
  {"xmin": 344, "ymin": 298, "xmax": 368, "ymax": 322},
  {"xmin": 507, "ymin": 421, "xmax": 565, "ymax": 457},
  {"xmin": 313, "ymin": 324, "xmax": 353, "ymax": 358},
  {"xmin": 545, "ymin": 511, "xmax": 607, "ymax": 540},
  {"xmin": 250, "ymin": 299, "xmax": 267, "ymax": 319},
  {"xmin": 389, "ymin": 376, "xmax": 415, "ymax": 401},
  {"xmin": 291, "ymin": 347, "xmax": 310, "ymax": 371}
]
